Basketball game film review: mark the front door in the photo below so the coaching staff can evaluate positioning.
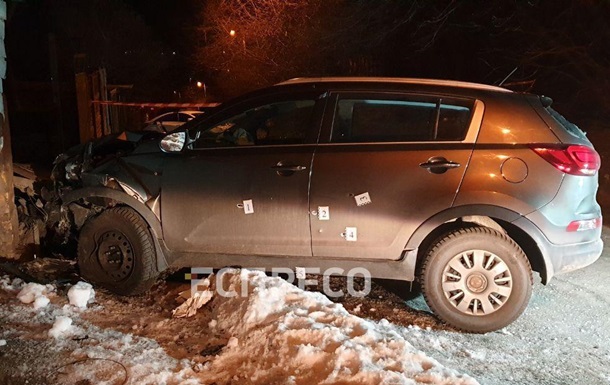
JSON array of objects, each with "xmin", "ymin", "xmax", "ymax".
[
  {"xmin": 161, "ymin": 94, "xmax": 326, "ymax": 257},
  {"xmin": 309, "ymin": 92, "xmax": 481, "ymax": 260}
]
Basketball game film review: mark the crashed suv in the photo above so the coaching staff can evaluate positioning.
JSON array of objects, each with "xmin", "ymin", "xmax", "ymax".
[{"xmin": 55, "ymin": 77, "xmax": 603, "ymax": 333}]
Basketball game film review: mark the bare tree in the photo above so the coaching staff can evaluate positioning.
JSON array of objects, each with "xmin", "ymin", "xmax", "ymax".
[
  {"xmin": 453, "ymin": 1, "xmax": 610, "ymax": 122},
  {"xmin": 195, "ymin": 0, "xmax": 323, "ymax": 96},
  {"xmin": 195, "ymin": 0, "xmax": 610, "ymax": 124},
  {"xmin": 195, "ymin": 0, "xmax": 429, "ymax": 97}
]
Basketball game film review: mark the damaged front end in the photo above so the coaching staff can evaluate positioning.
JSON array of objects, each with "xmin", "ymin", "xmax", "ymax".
[{"xmin": 51, "ymin": 131, "xmax": 166, "ymax": 244}]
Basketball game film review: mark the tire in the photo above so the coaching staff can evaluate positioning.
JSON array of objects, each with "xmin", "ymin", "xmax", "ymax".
[
  {"xmin": 420, "ymin": 226, "xmax": 532, "ymax": 333},
  {"xmin": 77, "ymin": 207, "xmax": 159, "ymax": 295}
]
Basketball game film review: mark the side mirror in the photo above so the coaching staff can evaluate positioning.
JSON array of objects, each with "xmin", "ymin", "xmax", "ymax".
[{"xmin": 160, "ymin": 131, "xmax": 186, "ymax": 153}]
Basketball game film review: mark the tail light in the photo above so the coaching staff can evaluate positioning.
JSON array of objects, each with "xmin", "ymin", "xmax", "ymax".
[
  {"xmin": 566, "ymin": 218, "xmax": 602, "ymax": 232},
  {"xmin": 530, "ymin": 144, "xmax": 601, "ymax": 176}
]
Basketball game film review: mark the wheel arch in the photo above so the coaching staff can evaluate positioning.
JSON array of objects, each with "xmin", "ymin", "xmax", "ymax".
[
  {"xmin": 62, "ymin": 186, "xmax": 168, "ymax": 272},
  {"xmin": 407, "ymin": 205, "xmax": 551, "ymax": 284}
]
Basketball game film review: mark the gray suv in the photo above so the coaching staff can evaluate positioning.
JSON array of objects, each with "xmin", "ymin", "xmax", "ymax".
[{"xmin": 57, "ymin": 77, "xmax": 603, "ymax": 332}]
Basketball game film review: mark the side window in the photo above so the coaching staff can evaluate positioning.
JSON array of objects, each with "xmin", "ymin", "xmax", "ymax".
[
  {"xmin": 194, "ymin": 100, "xmax": 316, "ymax": 148},
  {"xmin": 332, "ymin": 95, "xmax": 473, "ymax": 143},
  {"xmin": 158, "ymin": 113, "xmax": 177, "ymax": 122},
  {"xmin": 178, "ymin": 113, "xmax": 193, "ymax": 122}
]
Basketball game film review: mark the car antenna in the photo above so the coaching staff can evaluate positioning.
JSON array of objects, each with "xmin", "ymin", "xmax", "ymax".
[{"xmin": 498, "ymin": 66, "xmax": 518, "ymax": 87}]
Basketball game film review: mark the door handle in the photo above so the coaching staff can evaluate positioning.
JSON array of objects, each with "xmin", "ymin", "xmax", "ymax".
[
  {"xmin": 271, "ymin": 162, "xmax": 307, "ymax": 176},
  {"xmin": 270, "ymin": 165, "xmax": 307, "ymax": 172},
  {"xmin": 419, "ymin": 157, "xmax": 461, "ymax": 174}
]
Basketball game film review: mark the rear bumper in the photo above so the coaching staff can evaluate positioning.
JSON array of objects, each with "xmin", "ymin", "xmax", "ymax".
[
  {"xmin": 542, "ymin": 238, "xmax": 603, "ymax": 276},
  {"xmin": 512, "ymin": 216, "xmax": 603, "ymax": 283}
]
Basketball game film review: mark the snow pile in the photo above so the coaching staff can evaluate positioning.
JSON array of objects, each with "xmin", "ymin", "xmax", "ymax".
[
  {"xmin": 48, "ymin": 316, "xmax": 73, "ymax": 339},
  {"xmin": 16, "ymin": 282, "xmax": 54, "ymax": 309},
  {"xmin": 197, "ymin": 269, "xmax": 478, "ymax": 385},
  {"xmin": 68, "ymin": 281, "xmax": 95, "ymax": 308}
]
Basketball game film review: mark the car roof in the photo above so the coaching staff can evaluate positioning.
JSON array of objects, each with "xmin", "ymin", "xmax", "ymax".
[
  {"xmin": 277, "ymin": 77, "xmax": 512, "ymax": 94},
  {"xmin": 146, "ymin": 110, "xmax": 204, "ymax": 124}
]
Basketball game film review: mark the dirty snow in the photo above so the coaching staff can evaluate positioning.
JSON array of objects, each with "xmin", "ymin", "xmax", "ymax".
[
  {"xmin": 0, "ymin": 270, "xmax": 477, "ymax": 385},
  {"xmin": 67, "ymin": 281, "xmax": 95, "ymax": 308},
  {"xmin": 48, "ymin": 316, "xmax": 73, "ymax": 339},
  {"xmin": 16, "ymin": 282, "xmax": 54, "ymax": 309},
  {"xmin": 2, "ymin": 229, "xmax": 610, "ymax": 385},
  {"xmin": 0, "ymin": 275, "xmax": 204, "ymax": 384},
  {"xmin": 172, "ymin": 279, "xmax": 213, "ymax": 318},
  {"xmin": 0, "ymin": 276, "xmax": 24, "ymax": 291},
  {"xmin": 33, "ymin": 295, "xmax": 50, "ymax": 309},
  {"xmin": 194, "ymin": 269, "xmax": 477, "ymax": 385}
]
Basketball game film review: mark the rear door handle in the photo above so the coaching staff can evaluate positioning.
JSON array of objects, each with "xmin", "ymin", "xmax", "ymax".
[
  {"xmin": 419, "ymin": 157, "xmax": 461, "ymax": 174},
  {"xmin": 271, "ymin": 162, "xmax": 307, "ymax": 176},
  {"xmin": 271, "ymin": 165, "xmax": 307, "ymax": 171}
]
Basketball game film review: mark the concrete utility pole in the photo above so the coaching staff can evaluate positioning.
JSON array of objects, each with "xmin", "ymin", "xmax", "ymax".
[{"xmin": 0, "ymin": 0, "xmax": 19, "ymax": 259}]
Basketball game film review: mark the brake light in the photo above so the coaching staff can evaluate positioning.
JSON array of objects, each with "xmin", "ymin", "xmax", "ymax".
[
  {"xmin": 566, "ymin": 218, "xmax": 602, "ymax": 232},
  {"xmin": 530, "ymin": 145, "xmax": 601, "ymax": 176}
]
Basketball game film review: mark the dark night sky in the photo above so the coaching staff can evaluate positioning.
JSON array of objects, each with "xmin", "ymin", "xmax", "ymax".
[
  {"xmin": 6, "ymin": 1, "xmax": 610, "ymax": 102},
  {"xmin": 6, "ymin": 1, "xmax": 200, "ymax": 84},
  {"xmin": 4, "ymin": 1, "xmax": 610, "ymax": 163},
  {"xmin": 122, "ymin": 0, "xmax": 201, "ymax": 54}
]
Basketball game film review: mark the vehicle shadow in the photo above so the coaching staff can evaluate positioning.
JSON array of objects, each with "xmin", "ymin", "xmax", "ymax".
[{"xmin": 304, "ymin": 274, "xmax": 456, "ymax": 333}]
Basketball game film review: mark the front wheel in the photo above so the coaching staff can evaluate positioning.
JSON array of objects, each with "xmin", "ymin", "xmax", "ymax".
[
  {"xmin": 78, "ymin": 207, "xmax": 159, "ymax": 295},
  {"xmin": 420, "ymin": 226, "xmax": 532, "ymax": 333}
]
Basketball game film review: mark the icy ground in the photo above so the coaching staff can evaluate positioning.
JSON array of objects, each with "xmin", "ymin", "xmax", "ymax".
[{"xmin": 1, "ymin": 229, "xmax": 610, "ymax": 384}]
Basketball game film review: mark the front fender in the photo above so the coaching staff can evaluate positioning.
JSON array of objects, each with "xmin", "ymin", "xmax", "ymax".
[
  {"xmin": 62, "ymin": 187, "xmax": 163, "ymax": 238},
  {"xmin": 61, "ymin": 187, "xmax": 168, "ymax": 272}
]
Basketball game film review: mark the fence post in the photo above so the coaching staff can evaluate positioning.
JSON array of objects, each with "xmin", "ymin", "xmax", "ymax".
[
  {"xmin": 0, "ymin": 0, "xmax": 19, "ymax": 259},
  {"xmin": 75, "ymin": 72, "xmax": 94, "ymax": 144}
]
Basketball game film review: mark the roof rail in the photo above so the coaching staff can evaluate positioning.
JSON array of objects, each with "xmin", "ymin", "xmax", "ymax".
[{"xmin": 277, "ymin": 77, "xmax": 512, "ymax": 93}]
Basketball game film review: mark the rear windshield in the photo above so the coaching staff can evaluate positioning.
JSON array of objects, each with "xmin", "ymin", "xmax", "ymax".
[{"xmin": 545, "ymin": 107, "xmax": 587, "ymax": 140}]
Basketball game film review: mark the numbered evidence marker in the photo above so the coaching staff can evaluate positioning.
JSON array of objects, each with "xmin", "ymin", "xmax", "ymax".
[
  {"xmin": 318, "ymin": 206, "xmax": 330, "ymax": 221},
  {"xmin": 344, "ymin": 227, "xmax": 357, "ymax": 242},
  {"xmin": 243, "ymin": 199, "xmax": 254, "ymax": 214},
  {"xmin": 354, "ymin": 192, "xmax": 372, "ymax": 206}
]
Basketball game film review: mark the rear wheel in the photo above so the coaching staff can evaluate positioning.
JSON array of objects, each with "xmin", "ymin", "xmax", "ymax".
[
  {"xmin": 421, "ymin": 226, "xmax": 532, "ymax": 333},
  {"xmin": 78, "ymin": 207, "xmax": 159, "ymax": 295}
]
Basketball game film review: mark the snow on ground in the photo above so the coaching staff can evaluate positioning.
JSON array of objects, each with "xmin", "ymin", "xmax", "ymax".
[
  {"xmin": 195, "ymin": 269, "xmax": 476, "ymax": 384},
  {"xmin": 0, "ymin": 269, "xmax": 477, "ymax": 385},
  {"xmin": 0, "ymin": 278, "xmax": 200, "ymax": 384},
  {"xmin": 2, "ymin": 228, "xmax": 610, "ymax": 384}
]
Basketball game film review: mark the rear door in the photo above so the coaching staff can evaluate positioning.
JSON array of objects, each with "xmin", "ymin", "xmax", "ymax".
[
  {"xmin": 309, "ymin": 91, "xmax": 482, "ymax": 260},
  {"xmin": 161, "ymin": 92, "xmax": 326, "ymax": 257}
]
